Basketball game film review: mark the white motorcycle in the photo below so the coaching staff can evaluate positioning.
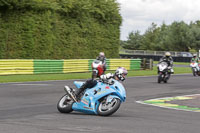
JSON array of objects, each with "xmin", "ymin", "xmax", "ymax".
[
  {"xmin": 190, "ymin": 61, "xmax": 200, "ymax": 76},
  {"xmin": 157, "ymin": 62, "xmax": 171, "ymax": 83}
]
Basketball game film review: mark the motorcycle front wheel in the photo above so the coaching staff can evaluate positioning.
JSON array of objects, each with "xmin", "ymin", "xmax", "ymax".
[
  {"xmin": 57, "ymin": 94, "xmax": 73, "ymax": 113},
  {"xmin": 164, "ymin": 73, "xmax": 170, "ymax": 83},
  {"xmin": 158, "ymin": 73, "xmax": 162, "ymax": 83},
  {"xmin": 97, "ymin": 98, "xmax": 121, "ymax": 116}
]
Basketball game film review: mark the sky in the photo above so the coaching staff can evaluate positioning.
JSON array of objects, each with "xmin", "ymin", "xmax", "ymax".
[{"xmin": 117, "ymin": 0, "xmax": 200, "ymax": 40}]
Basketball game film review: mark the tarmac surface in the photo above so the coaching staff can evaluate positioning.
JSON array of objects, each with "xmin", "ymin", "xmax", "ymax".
[{"xmin": 0, "ymin": 74, "xmax": 200, "ymax": 133}]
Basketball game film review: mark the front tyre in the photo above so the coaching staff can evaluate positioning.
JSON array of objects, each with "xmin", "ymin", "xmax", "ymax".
[
  {"xmin": 164, "ymin": 73, "xmax": 170, "ymax": 83},
  {"xmin": 57, "ymin": 94, "xmax": 73, "ymax": 113},
  {"xmin": 97, "ymin": 98, "xmax": 121, "ymax": 116},
  {"xmin": 158, "ymin": 73, "xmax": 162, "ymax": 83}
]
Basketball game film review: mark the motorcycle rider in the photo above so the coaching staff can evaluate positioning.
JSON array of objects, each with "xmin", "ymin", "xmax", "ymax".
[
  {"xmin": 68, "ymin": 67, "xmax": 128, "ymax": 101},
  {"xmin": 159, "ymin": 52, "xmax": 174, "ymax": 74},
  {"xmin": 191, "ymin": 53, "xmax": 199, "ymax": 63},
  {"xmin": 96, "ymin": 52, "xmax": 107, "ymax": 71}
]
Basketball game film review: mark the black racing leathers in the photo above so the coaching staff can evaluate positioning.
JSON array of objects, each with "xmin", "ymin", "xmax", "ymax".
[{"xmin": 159, "ymin": 56, "xmax": 173, "ymax": 67}]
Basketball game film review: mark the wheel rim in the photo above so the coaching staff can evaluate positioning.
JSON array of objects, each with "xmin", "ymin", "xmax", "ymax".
[
  {"xmin": 99, "ymin": 98, "xmax": 118, "ymax": 112},
  {"xmin": 59, "ymin": 95, "xmax": 72, "ymax": 108}
]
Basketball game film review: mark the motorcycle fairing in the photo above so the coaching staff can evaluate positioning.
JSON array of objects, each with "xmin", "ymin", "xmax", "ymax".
[
  {"xmin": 72, "ymin": 80, "xmax": 126, "ymax": 114},
  {"xmin": 97, "ymin": 67, "xmax": 104, "ymax": 76},
  {"xmin": 74, "ymin": 81, "xmax": 84, "ymax": 89}
]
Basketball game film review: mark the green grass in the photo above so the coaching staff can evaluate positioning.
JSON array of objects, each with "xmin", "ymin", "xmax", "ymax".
[
  {"xmin": 128, "ymin": 67, "xmax": 191, "ymax": 76},
  {"xmin": 0, "ymin": 67, "xmax": 192, "ymax": 83}
]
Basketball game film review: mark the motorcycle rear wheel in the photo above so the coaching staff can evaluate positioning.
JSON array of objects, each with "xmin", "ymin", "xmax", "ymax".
[
  {"xmin": 57, "ymin": 94, "xmax": 73, "ymax": 113},
  {"xmin": 97, "ymin": 98, "xmax": 121, "ymax": 116}
]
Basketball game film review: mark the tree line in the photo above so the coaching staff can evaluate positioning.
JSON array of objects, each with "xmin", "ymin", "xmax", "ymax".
[
  {"xmin": 121, "ymin": 21, "xmax": 200, "ymax": 52},
  {"xmin": 0, "ymin": 0, "xmax": 121, "ymax": 59}
]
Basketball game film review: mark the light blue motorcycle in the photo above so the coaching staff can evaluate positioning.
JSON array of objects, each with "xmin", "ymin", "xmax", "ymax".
[{"xmin": 57, "ymin": 79, "xmax": 126, "ymax": 116}]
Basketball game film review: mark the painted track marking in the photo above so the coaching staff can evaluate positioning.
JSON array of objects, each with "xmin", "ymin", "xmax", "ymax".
[{"xmin": 136, "ymin": 94, "xmax": 200, "ymax": 113}]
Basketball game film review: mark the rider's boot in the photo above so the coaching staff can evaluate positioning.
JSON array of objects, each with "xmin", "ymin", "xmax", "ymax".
[{"xmin": 74, "ymin": 84, "xmax": 87, "ymax": 101}]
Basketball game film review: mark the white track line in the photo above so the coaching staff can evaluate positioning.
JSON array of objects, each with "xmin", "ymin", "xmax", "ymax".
[
  {"xmin": 136, "ymin": 94, "xmax": 200, "ymax": 113},
  {"xmin": 13, "ymin": 84, "xmax": 50, "ymax": 86}
]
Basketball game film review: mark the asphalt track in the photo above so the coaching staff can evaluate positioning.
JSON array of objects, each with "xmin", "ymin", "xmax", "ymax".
[{"xmin": 0, "ymin": 74, "xmax": 200, "ymax": 133}]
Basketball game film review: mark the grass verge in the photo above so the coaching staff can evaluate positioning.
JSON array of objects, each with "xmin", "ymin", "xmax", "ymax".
[{"xmin": 0, "ymin": 67, "xmax": 192, "ymax": 83}]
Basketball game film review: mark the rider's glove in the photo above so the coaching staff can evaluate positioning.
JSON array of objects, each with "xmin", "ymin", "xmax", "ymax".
[
  {"xmin": 168, "ymin": 66, "xmax": 172, "ymax": 69},
  {"xmin": 107, "ymin": 79, "xmax": 114, "ymax": 85},
  {"xmin": 100, "ymin": 75, "xmax": 107, "ymax": 80},
  {"xmin": 100, "ymin": 73, "xmax": 113, "ymax": 80}
]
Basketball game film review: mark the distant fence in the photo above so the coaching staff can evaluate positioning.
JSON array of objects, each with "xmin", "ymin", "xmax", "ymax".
[
  {"xmin": 119, "ymin": 49, "xmax": 194, "ymax": 62},
  {"xmin": 120, "ymin": 54, "xmax": 192, "ymax": 62},
  {"xmin": 120, "ymin": 49, "xmax": 195, "ymax": 57},
  {"xmin": 0, "ymin": 59, "xmax": 141, "ymax": 75}
]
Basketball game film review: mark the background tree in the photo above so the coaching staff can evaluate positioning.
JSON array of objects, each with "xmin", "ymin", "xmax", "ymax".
[
  {"xmin": 0, "ymin": 0, "xmax": 122, "ymax": 59},
  {"xmin": 121, "ymin": 31, "xmax": 143, "ymax": 50},
  {"xmin": 121, "ymin": 21, "xmax": 200, "ymax": 52}
]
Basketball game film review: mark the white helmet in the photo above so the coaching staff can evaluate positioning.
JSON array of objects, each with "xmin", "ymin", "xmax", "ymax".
[
  {"xmin": 193, "ymin": 53, "xmax": 197, "ymax": 57},
  {"xmin": 165, "ymin": 52, "xmax": 171, "ymax": 57},
  {"xmin": 99, "ymin": 52, "xmax": 105, "ymax": 57},
  {"xmin": 115, "ymin": 67, "xmax": 128, "ymax": 81},
  {"xmin": 98, "ymin": 52, "xmax": 105, "ymax": 61}
]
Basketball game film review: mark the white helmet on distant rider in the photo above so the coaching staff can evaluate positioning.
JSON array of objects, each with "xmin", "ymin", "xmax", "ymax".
[
  {"xmin": 193, "ymin": 53, "xmax": 197, "ymax": 57},
  {"xmin": 165, "ymin": 52, "xmax": 171, "ymax": 58},
  {"xmin": 98, "ymin": 52, "xmax": 105, "ymax": 61},
  {"xmin": 115, "ymin": 67, "xmax": 128, "ymax": 81}
]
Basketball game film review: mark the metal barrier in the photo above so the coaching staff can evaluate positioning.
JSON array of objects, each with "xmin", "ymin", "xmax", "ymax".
[
  {"xmin": 0, "ymin": 60, "xmax": 34, "ymax": 75},
  {"xmin": 120, "ymin": 49, "xmax": 195, "ymax": 57},
  {"xmin": 120, "ymin": 54, "xmax": 192, "ymax": 62},
  {"xmin": 0, "ymin": 59, "xmax": 141, "ymax": 75}
]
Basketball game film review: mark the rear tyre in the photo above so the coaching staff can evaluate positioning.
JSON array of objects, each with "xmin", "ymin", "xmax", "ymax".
[
  {"xmin": 57, "ymin": 94, "xmax": 73, "ymax": 113},
  {"xmin": 97, "ymin": 98, "xmax": 121, "ymax": 116}
]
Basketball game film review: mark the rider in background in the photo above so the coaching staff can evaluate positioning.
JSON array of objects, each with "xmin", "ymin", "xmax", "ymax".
[
  {"xmin": 96, "ymin": 52, "xmax": 107, "ymax": 71},
  {"xmin": 159, "ymin": 52, "xmax": 174, "ymax": 74},
  {"xmin": 73, "ymin": 67, "xmax": 128, "ymax": 101},
  {"xmin": 191, "ymin": 54, "xmax": 199, "ymax": 63}
]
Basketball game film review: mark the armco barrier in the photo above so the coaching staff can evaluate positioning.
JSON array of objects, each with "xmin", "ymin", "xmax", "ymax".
[
  {"xmin": 63, "ymin": 59, "xmax": 89, "ymax": 73},
  {"xmin": 34, "ymin": 60, "xmax": 63, "ymax": 74},
  {"xmin": 0, "ymin": 59, "xmax": 141, "ymax": 75},
  {"xmin": 109, "ymin": 59, "xmax": 141, "ymax": 70},
  {"xmin": 0, "ymin": 60, "xmax": 34, "ymax": 75}
]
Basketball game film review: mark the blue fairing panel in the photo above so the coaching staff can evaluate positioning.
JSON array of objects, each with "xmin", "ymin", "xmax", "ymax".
[{"xmin": 74, "ymin": 81, "xmax": 84, "ymax": 89}]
